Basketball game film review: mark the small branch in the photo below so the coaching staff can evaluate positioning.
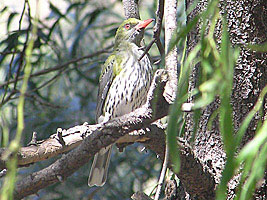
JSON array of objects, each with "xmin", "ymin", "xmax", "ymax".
[
  {"xmin": 155, "ymin": 40, "xmax": 165, "ymax": 58},
  {"xmin": 138, "ymin": 0, "xmax": 165, "ymax": 61},
  {"xmin": 0, "ymin": 68, "xmax": 214, "ymax": 199},
  {"xmin": 164, "ymin": 0, "xmax": 179, "ymax": 103},
  {"xmin": 123, "ymin": 0, "xmax": 140, "ymax": 19},
  {"xmin": 0, "ymin": 0, "xmax": 30, "ymax": 105},
  {"xmin": 139, "ymin": 38, "xmax": 156, "ymax": 61},
  {"xmin": 154, "ymin": 138, "xmax": 169, "ymax": 200},
  {"xmin": 56, "ymin": 128, "xmax": 65, "ymax": 146},
  {"xmin": 0, "ymin": 70, "xmax": 168, "ymax": 170},
  {"xmin": 154, "ymin": 0, "xmax": 165, "ymax": 57},
  {"xmin": 0, "ymin": 51, "xmax": 20, "ymax": 55},
  {"xmin": 5, "ymin": 0, "xmax": 32, "ymax": 105},
  {"xmin": 4, "ymin": 69, "xmax": 66, "ymax": 108},
  {"xmin": 145, "ymin": 135, "xmax": 216, "ymax": 200},
  {"xmin": 23, "ymin": 93, "xmax": 63, "ymax": 108},
  {"xmin": 27, "ymin": 132, "xmax": 37, "ymax": 146},
  {"xmin": 13, "ymin": 69, "xmax": 169, "ymax": 199},
  {"xmin": 0, "ymin": 46, "xmax": 112, "ymax": 90}
]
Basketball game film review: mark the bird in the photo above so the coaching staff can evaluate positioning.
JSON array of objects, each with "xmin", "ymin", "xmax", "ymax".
[{"xmin": 88, "ymin": 18, "xmax": 154, "ymax": 187}]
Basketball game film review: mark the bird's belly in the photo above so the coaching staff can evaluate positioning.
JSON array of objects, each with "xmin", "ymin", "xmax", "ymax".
[{"xmin": 104, "ymin": 66, "xmax": 151, "ymax": 118}]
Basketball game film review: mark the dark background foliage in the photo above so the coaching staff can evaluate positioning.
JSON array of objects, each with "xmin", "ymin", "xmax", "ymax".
[{"xmin": 0, "ymin": 1, "xmax": 164, "ymax": 199}]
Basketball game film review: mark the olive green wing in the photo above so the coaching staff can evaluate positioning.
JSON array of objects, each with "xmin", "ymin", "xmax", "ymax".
[{"xmin": 95, "ymin": 54, "xmax": 116, "ymax": 122}]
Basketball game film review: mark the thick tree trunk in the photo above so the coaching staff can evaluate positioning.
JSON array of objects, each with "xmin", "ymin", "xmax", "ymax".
[{"xmin": 185, "ymin": 0, "xmax": 267, "ymax": 199}]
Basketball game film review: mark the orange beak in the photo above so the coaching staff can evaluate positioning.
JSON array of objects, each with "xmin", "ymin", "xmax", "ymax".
[{"xmin": 135, "ymin": 19, "xmax": 154, "ymax": 30}]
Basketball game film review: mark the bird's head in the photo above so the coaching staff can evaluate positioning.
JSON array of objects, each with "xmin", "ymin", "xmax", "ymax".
[{"xmin": 114, "ymin": 18, "xmax": 154, "ymax": 48}]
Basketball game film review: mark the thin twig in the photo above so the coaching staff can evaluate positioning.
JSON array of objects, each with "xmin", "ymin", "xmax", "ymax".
[
  {"xmin": 138, "ymin": 0, "xmax": 165, "ymax": 61},
  {"xmin": 0, "ymin": 0, "xmax": 28, "ymax": 105},
  {"xmin": 0, "ymin": 51, "xmax": 20, "ymax": 55},
  {"xmin": 154, "ymin": 0, "xmax": 165, "ymax": 57},
  {"xmin": 6, "ymin": 62, "xmax": 100, "ymax": 108},
  {"xmin": 139, "ymin": 38, "xmax": 156, "ymax": 61},
  {"xmin": 0, "ymin": 52, "xmax": 108, "ymax": 107},
  {"xmin": 0, "ymin": 46, "xmax": 112, "ymax": 89},
  {"xmin": 23, "ymin": 93, "xmax": 63, "ymax": 108},
  {"xmin": 154, "ymin": 140, "xmax": 169, "ymax": 200},
  {"xmin": 155, "ymin": 40, "xmax": 165, "ymax": 58},
  {"xmin": 28, "ymin": 69, "xmax": 65, "ymax": 93},
  {"xmin": 154, "ymin": 0, "xmax": 164, "ymax": 39},
  {"xmin": 1, "ymin": 53, "xmax": 15, "ymax": 105},
  {"xmin": 1, "ymin": 0, "xmax": 31, "ymax": 105},
  {"xmin": 14, "ymin": 0, "xmax": 32, "ymax": 90}
]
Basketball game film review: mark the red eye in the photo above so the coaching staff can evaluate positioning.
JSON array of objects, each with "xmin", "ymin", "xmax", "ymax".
[{"xmin": 124, "ymin": 24, "xmax": 130, "ymax": 30}]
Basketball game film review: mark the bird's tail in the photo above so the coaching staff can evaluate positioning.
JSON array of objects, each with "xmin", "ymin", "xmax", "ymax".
[{"xmin": 88, "ymin": 146, "xmax": 112, "ymax": 186}]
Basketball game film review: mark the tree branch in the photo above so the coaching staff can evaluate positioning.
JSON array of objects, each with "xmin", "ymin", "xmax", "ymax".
[
  {"xmin": 138, "ymin": 0, "xmax": 165, "ymax": 62},
  {"xmin": 164, "ymin": 0, "xmax": 179, "ymax": 103},
  {"xmin": 12, "ymin": 70, "xmax": 169, "ymax": 199},
  {"xmin": 0, "ymin": 1, "xmax": 30, "ymax": 106},
  {"xmin": 154, "ymin": 0, "xmax": 165, "ymax": 57},
  {"xmin": 0, "ymin": 70, "xmax": 167, "ymax": 171},
  {"xmin": 0, "ymin": 68, "xmax": 216, "ymax": 199},
  {"xmin": 123, "ymin": 0, "xmax": 140, "ymax": 19},
  {"xmin": 0, "ymin": 46, "xmax": 111, "ymax": 90},
  {"xmin": 144, "ymin": 126, "xmax": 216, "ymax": 200}
]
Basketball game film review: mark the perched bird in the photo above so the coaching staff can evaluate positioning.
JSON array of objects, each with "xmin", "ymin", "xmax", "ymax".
[{"xmin": 88, "ymin": 18, "xmax": 154, "ymax": 187}]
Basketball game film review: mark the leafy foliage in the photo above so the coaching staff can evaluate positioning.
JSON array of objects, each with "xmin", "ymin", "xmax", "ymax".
[{"xmin": 167, "ymin": 0, "xmax": 266, "ymax": 199}]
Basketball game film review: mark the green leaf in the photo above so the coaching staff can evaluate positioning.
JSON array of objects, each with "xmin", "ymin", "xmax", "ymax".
[
  {"xmin": 66, "ymin": 2, "xmax": 85, "ymax": 13},
  {"xmin": 247, "ymin": 42, "xmax": 267, "ymax": 52},
  {"xmin": 49, "ymin": 2, "xmax": 70, "ymax": 22},
  {"xmin": 237, "ymin": 121, "xmax": 267, "ymax": 163},
  {"xmin": 240, "ymin": 143, "xmax": 267, "ymax": 200},
  {"xmin": 7, "ymin": 12, "xmax": 18, "ymax": 30},
  {"xmin": 167, "ymin": 15, "xmax": 200, "ymax": 54},
  {"xmin": 235, "ymin": 120, "xmax": 267, "ymax": 200},
  {"xmin": 167, "ymin": 44, "xmax": 201, "ymax": 173},
  {"xmin": 88, "ymin": 8, "xmax": 106, "ymax": 25},
  {"xmin": 235, "ymin": 86, "xmax": 267, "ymax": 147},
  {"xmin": 0, "ymin": 6, "xmax": 7, "ymax": 14},
  {"xmin": 216, "ymin": 16, "xmax": 239, "ymax": 200}
]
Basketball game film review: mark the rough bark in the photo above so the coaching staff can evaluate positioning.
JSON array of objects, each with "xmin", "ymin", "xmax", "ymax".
[
  {"xmin": 185, "ymin": 0, "xmax": 267, "ymax": 199},
  {"xmin": 123, "ymin": 0, "xmax": 140, "ymax": 19},
  {"xmin": 164, "ymin": 0, "xmax": 179, "ymax": 102}
]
